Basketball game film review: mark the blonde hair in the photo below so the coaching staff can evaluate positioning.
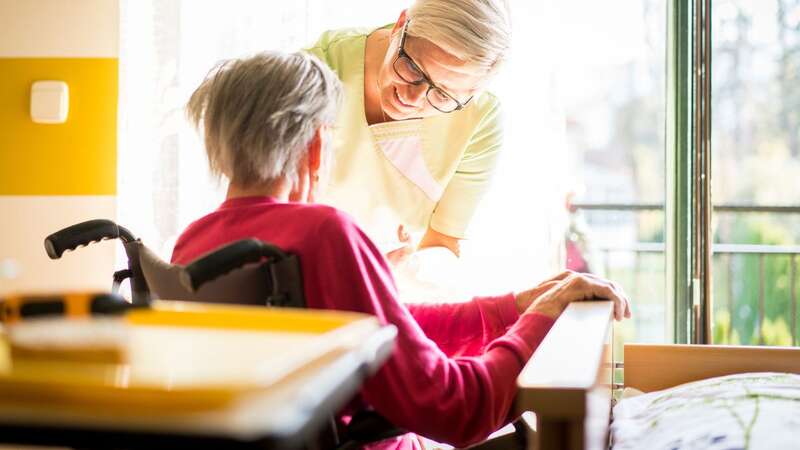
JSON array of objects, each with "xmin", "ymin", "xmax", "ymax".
[
  {"xmin": 407, "ymin": 0, "xmax": 512, "ymax": 75},
  {"xmin": 186, "ymin": 51, "xmax": 342, "ymax": 188}
]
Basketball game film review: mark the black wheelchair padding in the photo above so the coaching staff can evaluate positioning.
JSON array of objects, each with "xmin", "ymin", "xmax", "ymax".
[{"xmin": 181, "ymin": 239, "xmax": 305, "ymax": 308}]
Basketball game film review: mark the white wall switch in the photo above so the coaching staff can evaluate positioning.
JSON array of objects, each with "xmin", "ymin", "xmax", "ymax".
[{"xmin": 31, "ymin": 80, "xmax": 69, "ymax": 124}]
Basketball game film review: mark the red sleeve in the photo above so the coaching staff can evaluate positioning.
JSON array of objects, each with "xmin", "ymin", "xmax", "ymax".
[
  {"xmin": 311, "ymin": 213, "xmax": 555, "ymax": 447},
  {"xmin": 405, "ymin": 295, "xmax": 520, "ymax": 357}
]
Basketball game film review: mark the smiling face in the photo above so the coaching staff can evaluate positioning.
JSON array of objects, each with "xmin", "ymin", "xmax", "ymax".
[{"xmin": 376, "ymin": 22, "xmax": 487, "ymax": 120}]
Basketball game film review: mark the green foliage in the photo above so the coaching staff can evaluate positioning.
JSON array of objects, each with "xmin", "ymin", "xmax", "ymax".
[
  {"xmin": 761, "ymin": 317, "xmax": 793, "ymax": 346},
  {"xmin": 713, "ymin": 310, "xmax": 741, "ymax": 345},
  {"xmin": 713, "ymin": 215, "xmax": 798, "ymax": 345}
]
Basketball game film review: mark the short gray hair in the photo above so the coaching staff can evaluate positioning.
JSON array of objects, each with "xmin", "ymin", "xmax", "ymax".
[
  {"xmin": 407, "ymin": 0, "xmax": 511, "ymax": 76},
  {"xmin": 187, "ymin": 51, "xmax": 342, "ymax": 188}
]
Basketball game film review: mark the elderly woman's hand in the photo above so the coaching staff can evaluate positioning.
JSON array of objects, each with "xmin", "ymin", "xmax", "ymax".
[{"xmin": 515, "ymin": 271, "xmax": 632, "ymax": 321}]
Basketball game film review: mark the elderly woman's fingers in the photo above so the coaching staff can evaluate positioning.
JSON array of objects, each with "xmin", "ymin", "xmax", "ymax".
[
  {"xmin": 566, "ymin": 271, "xmax": 632, "ymax": 319},
  {"xmin": 588, "ymin": 279, "xmax": 624, "ymax": 321},
  {"xmin": 525, "ymin": 271, "xmax": 633, "ymax": 321},
  {"xmin": 564, "ymin": 274, "xmax": 626, "ymax": 320},
  {"xmin": 605, "ymin": 280, "xmax": 631, "ymax": 319},
  {"xmin": 609, "ymin": 281, "xmax": 631, "ymax": 319},
  {"xmin": 527, "ymin": 273, "xmax": 627, "ymax": 320}
]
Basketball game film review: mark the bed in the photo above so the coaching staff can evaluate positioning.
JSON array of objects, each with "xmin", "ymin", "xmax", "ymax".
[{"xmin": 515, "ymin": 301, "xmax": 800, "ymax": 450}]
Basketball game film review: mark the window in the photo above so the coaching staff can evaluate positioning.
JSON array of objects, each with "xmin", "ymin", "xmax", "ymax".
[
  {"xmin": 553, "ymin": 0, "xmax": 668, "ymax": 352},
  {"xmin": 711, "ymin": 0, "xmax": 800, "ymax": 346}
]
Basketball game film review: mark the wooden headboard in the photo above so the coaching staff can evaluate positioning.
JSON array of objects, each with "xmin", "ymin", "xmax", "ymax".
[{"xmin": 624, "ymin": 344, "xmax": 800, "ymax": 392}]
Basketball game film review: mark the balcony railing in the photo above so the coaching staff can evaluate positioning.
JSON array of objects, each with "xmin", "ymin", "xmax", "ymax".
[
  {"xmin": 572, "ymin": 203, "xmax": 800, "ymax": 347},
  {"xmin": 573, "ymin": 203, "xmax": 800, "ymax": 214}
]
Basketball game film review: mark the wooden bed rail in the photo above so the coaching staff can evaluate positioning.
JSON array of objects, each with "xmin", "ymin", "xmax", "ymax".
[{"xmin": 516, "ymin": 301, "xmax": 614, "ymax": 450}]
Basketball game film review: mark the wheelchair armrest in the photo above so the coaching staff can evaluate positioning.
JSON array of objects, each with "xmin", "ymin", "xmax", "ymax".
[{"xmin": 180, "ymin": 239, "xmax": 289, "ymax": 291}]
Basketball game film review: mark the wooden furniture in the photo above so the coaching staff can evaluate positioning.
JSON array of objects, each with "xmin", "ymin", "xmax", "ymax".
[
  {"xmin": 515, "ymin": 301, "xmax": 800, "ymax": 450},
  {"xmin": 625, "ymin": 343, "xmax": 800, "ymax": 393},
  {"xmin": 0, "ymin": 300, "xmax": 396, "ymax": 449},
  {"xmin": 516, "ymin": 302, "xmax": 613, "ymax": 450}
]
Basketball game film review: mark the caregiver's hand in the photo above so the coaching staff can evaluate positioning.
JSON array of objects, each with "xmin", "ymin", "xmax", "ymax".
[
  {"xmin": 515, "ymin": 270, "xmax": 632, "ymax": 321},
  {"xmin": 385, "ymin": 225, "xmax": 414, "ymax": 267}
]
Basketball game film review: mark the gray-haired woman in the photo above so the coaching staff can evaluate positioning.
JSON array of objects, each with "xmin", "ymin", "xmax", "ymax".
[
  {"xmin": 306, "ymin": 0, "xmax": 513, "ymax": 264},
  {"xmin": 174, "ymin": 50, "xmax": 631, "ymax": 450}
]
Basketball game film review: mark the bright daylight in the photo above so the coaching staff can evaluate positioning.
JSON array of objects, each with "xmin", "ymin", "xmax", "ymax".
[{"xmin": 1, "ymin": 1, "xmax": 799, "ymax": 449}]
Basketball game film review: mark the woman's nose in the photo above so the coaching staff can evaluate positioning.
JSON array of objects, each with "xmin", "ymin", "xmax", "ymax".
[{"xmin": 404, "ymin": 83, "xmax": 427, "ymax": 106}]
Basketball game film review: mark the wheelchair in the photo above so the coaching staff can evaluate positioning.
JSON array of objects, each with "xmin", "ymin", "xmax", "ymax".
[
  {"xmin": 43, "ymin": 219, "xmax": 532, "ymax": 450},
  {"xmin": 44, "ymin": 219, "xmax": 304, "ymax": 309}
]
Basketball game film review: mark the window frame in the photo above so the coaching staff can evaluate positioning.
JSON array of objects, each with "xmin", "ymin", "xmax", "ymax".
[{"xmin": 666, "ymin": 0, "xmax": 713, "ymax": 344}]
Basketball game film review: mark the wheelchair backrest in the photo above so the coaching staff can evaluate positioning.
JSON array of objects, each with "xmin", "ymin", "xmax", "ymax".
[{"xmin": 135, "ymin": 241, "xmax": 274, "ymax": 305}]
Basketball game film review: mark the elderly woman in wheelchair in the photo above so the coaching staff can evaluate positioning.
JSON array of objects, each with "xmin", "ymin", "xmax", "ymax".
[{"xmin": 168, "ymin": 51, "xmax": 631, "ymax": 449}]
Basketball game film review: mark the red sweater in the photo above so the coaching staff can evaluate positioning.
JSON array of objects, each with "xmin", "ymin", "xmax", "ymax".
[{"xmin": 172, "ymin": 196, "xmax": 554, "ymax": 448}]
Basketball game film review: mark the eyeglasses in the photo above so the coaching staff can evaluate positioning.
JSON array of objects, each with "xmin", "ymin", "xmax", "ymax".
[{"xmin": 392, "ymin": 21, "xmax": 473, "ymax": 113}]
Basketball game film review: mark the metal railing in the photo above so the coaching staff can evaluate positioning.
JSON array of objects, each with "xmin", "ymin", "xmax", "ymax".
[
  {"xmin": 573, "ymin": 203, "xmax": 800, "ymax": 347},
  {"xmin": 572, "ymin": 203, "xmax": 800, "ymax": 214}
]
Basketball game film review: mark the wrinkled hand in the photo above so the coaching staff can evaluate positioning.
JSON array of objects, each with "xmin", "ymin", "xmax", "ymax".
[
  {"xmin": 385, "ymin": 225, "xmax": 414, "ymax": 267},
  {"xmin": 515, "ymin": 270, "xmax": 632, "ymax": 321}
]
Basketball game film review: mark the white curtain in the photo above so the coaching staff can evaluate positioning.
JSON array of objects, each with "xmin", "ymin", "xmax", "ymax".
[{"xmin": 117, "ymin": 0, "xmax": 568, "ymax": 297}]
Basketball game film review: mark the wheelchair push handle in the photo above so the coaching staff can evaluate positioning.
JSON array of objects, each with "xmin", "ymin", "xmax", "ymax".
[
  {"xmin": 181, "ymin": 239, "xmax": 291, "ymax": 292},
  {"xmin": 44, "ymin": 219, "xmax": 137, "ymax": 259}
]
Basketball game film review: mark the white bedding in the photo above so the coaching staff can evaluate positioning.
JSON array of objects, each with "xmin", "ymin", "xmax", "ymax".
[{"xmin": 611, "ymin": 372, "xmax": 800, "ymax": 449}]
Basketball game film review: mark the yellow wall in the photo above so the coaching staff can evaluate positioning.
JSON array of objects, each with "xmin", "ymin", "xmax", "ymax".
[
  {"xmin": 0, "ymin": 58, "xmax": 117, "ymax": 195},
  {"xmin": 0, "ymin": 0, "xmax": 119, "ymax": 295}
]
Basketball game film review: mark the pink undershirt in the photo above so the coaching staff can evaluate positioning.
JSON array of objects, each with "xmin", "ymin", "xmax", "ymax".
[{"xmin": 171, "ymin": 196, "xmax": 555, "ymax": 449}]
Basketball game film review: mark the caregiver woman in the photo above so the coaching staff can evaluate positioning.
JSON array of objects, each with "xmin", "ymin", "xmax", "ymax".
[{"xmin": 306, "ymin": 0, "xmax": 510, "ymax": 259}]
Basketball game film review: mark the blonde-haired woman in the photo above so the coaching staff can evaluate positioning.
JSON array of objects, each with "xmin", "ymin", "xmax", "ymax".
[
  {"xmin": 306, "ymin": 0, "xmax": 511, "ymax": 263},
  {"xmin": 176, "ymin": 50, "xmax": 631, "ymax": 450}
]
